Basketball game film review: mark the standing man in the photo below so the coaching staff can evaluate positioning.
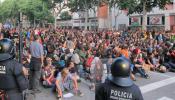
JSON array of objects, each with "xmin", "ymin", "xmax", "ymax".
[
  {"xmin": 29, "ymin": 34, "xmax": 44, "ymax": 93},
  {"xmin": 96, "ymin": 57, "xmax": 143, "ymax": 100},
  {"xmin": 0, "ymin": 38, "xmax": 28, "ymax": 100}
]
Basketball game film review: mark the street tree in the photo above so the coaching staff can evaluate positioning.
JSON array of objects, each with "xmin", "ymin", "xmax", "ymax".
[
  {"xmin": 44, "ymin": 0, "xmax": 68, "ymax": 29},
  {"xmin": 68, "ymin": 0, "xmax": 99, "ymax": 30},
  {"xmin": 0, "ymin": 0, "xmax": 19, "ymax": 24},
  {"xmin": 60, "ymin": 11, "xmax": 72, "ymax": 20},
  {"xmin": 0, "ymin": 0, "xmax": 54, "ymax": 27}
]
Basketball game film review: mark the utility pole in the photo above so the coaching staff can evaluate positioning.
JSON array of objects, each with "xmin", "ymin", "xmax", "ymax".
[{"xmin": 19, "ymin": 12, "xmax": 23, "ymax": 63}]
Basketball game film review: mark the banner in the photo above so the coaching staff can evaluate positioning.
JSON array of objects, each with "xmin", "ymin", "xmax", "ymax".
[
  {"xmin": 97, "ymin": 3, "xmax": 108, "ymax": 18},
  {"xmin": 149, "ymin": 16, "xmax": 162, "ymax": 25},
  {"xmin": 130, "ymin": 17, "xmax": 141, "ymax": 26}
]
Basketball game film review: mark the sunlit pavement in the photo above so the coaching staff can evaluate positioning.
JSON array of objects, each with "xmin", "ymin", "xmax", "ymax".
[{"xmin": 35, "ymin": 71, "xmax": 175, "ymax": 100}]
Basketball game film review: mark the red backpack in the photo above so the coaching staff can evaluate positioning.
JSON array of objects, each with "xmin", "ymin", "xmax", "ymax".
[{"xmin": 85, "ymin": 57, "xmax": 94, "ymax": 68}]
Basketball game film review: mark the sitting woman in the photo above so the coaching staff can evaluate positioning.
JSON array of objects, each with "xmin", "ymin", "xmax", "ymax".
[
  {"xmin": 55, "ymin": 68, "xmax": 83, "ymax": 100},
  {"xmin": 52, "ymin": 55, "xmax": 66, "ymax": 72},
  {"xmin": 131, "ymin": 49, "xmax": 149, "ymax": 79},
  {"xmin": 66, "ymin": 61, "xmax": 77, "ymax": 75},
  {"xmin": 41, "ymin": 58, "xmax": 56, "ymax": 88}
]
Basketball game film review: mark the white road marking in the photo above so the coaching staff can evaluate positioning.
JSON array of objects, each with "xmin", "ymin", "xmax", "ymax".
[
  {"xmin": 149, "ymin": 72, "xmax": 172, "ymax": 78},
  {"xmin": 157, "ymin": 97, "xmax": 174, "ymax": 100},
  {"xmin": 140, "ymin": 77, "xmax": 175, "ymax": 94}
]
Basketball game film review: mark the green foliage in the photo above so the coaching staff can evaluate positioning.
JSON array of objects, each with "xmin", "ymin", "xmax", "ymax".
[
  {"xmin": 60, "ymin": 11, "xmax": 72, "ymax": 20},
  {"xmin": 68, "ymin": 0, "xmax": 99, "ymax": 12},
  {"xmin": 0, "ymin": 0, "xmax": 55, "ymax": 23},
  {"xmin": 111, "ymin": 0, "xmax": 172, "ymax": 14},
  {"xmin": 0, "ymin": 0, "xmax": 18, "ymax": 22},
  {"xmin": 42, "ymin": 0, "xmax": 64, "ymax": 9}
]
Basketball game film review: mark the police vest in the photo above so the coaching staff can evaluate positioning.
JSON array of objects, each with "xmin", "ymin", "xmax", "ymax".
[
  {"xmin": 0, "ymin": 59, "xmax": 28, "ymax": 91},
  {"xmin": 96, "ymin": 79, "xmax": 143, "ymax": 100}
]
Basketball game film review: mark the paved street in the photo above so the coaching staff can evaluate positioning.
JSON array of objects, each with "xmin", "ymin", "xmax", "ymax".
[{"xmin": 35, "ymin": 71, "xmax": 175, "ymax": 100}]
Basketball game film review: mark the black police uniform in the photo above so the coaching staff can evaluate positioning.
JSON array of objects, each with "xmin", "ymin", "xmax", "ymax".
[
  {"xmin": 0, "ymin": 38, "xmax": 28, "ymax": 100},
  {"xmin": 96, "ymin": 79, "xmax": 143, "ymax": 100},
  {"xmin": 96, "ymin": 57, "xmax": 143, "ymax": 100}
]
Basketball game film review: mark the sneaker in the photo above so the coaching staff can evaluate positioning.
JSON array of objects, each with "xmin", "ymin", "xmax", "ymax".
[
  {"xmin": 75, "ymin": 90, "xmax": 84, "ymax": 97},
  {"xmin": 89, "ymin": 85, "xmax": 95, "ymax": 91},
  {"xmin": 145, "ymin": 74, "xmax": 150, "ymax": 79},
  {"xmin": 57, "ymin": 95, "xmax": 62, "ymax": 100}
]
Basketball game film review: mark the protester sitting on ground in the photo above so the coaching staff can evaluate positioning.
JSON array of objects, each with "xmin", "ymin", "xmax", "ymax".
[
  {"xmin": 146, "ymin": 52, "xmax": 159, "ymax": 71},
  {"xmin": 41, "ymin": 57, "xmax": 56, "ymax": 87},
  {"xmin": 55, "ymin": 68, "xmax": 84, "ymax": 100},
  {"xmin": 120, "ymin": 45, "xmax": 129, "ymax": 58},
  {"xmin": 146, "ymin": 50, "xmax": 167, "ymax": 73},
  {"xmin": 52, "ymin": 55, "xmax": 65, "ymax": 72},
  {"xmin": 164, "ymin": 46, "xmax": 175, "ymax": 72},
  {"xmin": 67, "ymin": 61, "xmax": 80, "ymax": 81},
  {"xmin": 161, "ymin": 42, "xmax": 174, "ymax": 70},
  {"xmin": 131, "ymin": 48, "xmax": 149, "ymax": 79}
]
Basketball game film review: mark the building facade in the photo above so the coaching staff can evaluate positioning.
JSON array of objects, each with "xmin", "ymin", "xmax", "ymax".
[
  {"xmin": 130, "ymin": 3, "xmax": 175, "ymax": 31},
  {"xmin": 56, "ymin": 7, "xmax": 129, "ymax": 30},
  {"xmin": 57, "ymin": 1, "xmax": 175, "ymax": 31}
]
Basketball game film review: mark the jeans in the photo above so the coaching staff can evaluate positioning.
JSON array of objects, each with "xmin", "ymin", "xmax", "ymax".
[
  {"xmin": 133, "ymin": 67, "xmax": 147, "ymax": 77},
  {"xmin": 29, "ymin": 58, "xmax": 42, "ymax": 90},
  {"xmin": 29, "ymin": 70, "xmax": 41, "ymax": 90},
  {"xmin": 78, "ymin": 65, "xmax": 84, "ymax": 77}
]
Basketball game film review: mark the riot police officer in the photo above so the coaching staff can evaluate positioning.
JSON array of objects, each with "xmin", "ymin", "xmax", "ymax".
[
  {"xmin": 96, "ymin": 57, "xmax": 143, "ymax": 100},
  {"xmin": 0, "ymin": 38, "xmax": 29, "ymax": 100}
]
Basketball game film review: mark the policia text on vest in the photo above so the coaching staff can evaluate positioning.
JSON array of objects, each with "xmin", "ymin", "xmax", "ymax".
[
  {"xmin": 110, "ymin": 89, "xmax": 133, "ymax": 100},
  {"xmin": 0, "ymin": 65, "xmax": 6, "ymax": 74}
]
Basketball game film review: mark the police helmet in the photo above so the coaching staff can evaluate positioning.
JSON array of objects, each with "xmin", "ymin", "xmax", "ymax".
[
  {"xmin": 108, "ymin": 57, "xmax": 133, "ymax": 87},
  {"xmin": 0, "ymin": 38, "xmax": 15, "ymax": 61}
]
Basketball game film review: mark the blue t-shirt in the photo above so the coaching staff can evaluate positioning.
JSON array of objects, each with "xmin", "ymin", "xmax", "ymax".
[{"xmin": 27, "ymin": 31, "xmax": 30, "ymax": 39}]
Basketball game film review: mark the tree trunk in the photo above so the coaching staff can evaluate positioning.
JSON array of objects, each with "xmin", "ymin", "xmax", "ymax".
[
  {"xmin": 54, "ymin": 17, "xmax": 57, "ymax": 29},
  {"xmin": 142, "ymin": 1, "xmax": 147, "ymax": 30},
  {"xmin": 108, "ymin": 6, "xmax": 112, "ymax": 29},
  {"xmin": 34, "ymin": 17, "xmax": 36, "ymax": 28},
  {"xmin": 84, "ymin": 8, "xmax": 88, "ymax": 30}
]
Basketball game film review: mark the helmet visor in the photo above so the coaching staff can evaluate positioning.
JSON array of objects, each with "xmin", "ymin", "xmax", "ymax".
[
  {"xmin": 108, "ymin": 75, "xmax": 133, "ymax": 87},
  {"xmin": 0, "ymin": 53, "xmax": 12, "ymax": 61}
]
